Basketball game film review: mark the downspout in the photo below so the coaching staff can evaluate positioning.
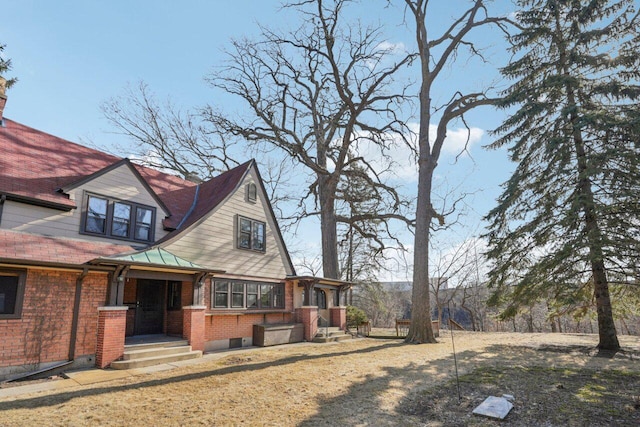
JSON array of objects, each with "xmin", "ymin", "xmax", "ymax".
[
  {"xmin": 192, "ymin": 272, "xmax": 208, "ymax": 306},
  {"xmin": 0, "ymin": 194, "xmax": 6, "ymax": 226},
  {"xmin": 68, "ymin": 267, "xmax": 89, "ymax": 361}
]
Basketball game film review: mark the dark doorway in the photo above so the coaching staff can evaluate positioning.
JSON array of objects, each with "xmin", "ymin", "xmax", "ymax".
[{"xmin": 135, "ymin": 279, "xmax": 165, "ymax": 335}]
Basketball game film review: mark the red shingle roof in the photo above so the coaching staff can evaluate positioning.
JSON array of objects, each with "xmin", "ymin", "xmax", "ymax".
[
  {"xmin": 0, "ymin": 118, "xmax": 251, "ymax": 226},
  {"xmin": 0, "ymin": 118, "xmax": 254, "ymax": 264},
  {"xmin": 0, "ymin": 229, "xmax": 136, "ymax": 265}
]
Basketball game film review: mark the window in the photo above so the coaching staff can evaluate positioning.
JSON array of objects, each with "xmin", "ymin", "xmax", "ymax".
[
  {"xmin": 232, "ymin": 282, "xmax": 244, "ymax": 308},
  {"xmin": 86, "ymin": 196, "xmax": 108, "ymax": 234},
  {"xmin": 212, "ymin": 280, "xmax": 284, "ymax": 309},
  {"xmin": 214, "ymin": 282, "xmax": 230, "ymax": 308},
  {"xmin": 0, "ymin": 269, "xmax": 26, "ymax": 319},
  {"xmin": 82, "ymin": 193, "xmax": 156, "ymax": 242},
  {"xmin": 246, "ymin": 183, "xmax": 257, "ymax": 203},
  {"xmin": 237, "ymin": 216, "xmax": 266, "ymax": 252},
  {"xmin": 112, "ymin": 202, "xmax": 131, "ymax": 237},
  {"xmin": 135, "ymin": 207, "xmax": 153, "ymax": 241},
  {"xmin": 167, "ymin": 281, "xmax": 182, "ymax": 311}
]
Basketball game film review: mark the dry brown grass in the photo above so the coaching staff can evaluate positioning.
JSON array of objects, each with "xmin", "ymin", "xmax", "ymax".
[{"xmin": 0, "ymin": 331, "xmax": 639, "ymax": 426}]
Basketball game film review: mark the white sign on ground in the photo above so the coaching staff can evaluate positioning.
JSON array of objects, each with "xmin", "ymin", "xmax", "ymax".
[{"xmin": 472, "ymin": 396, "xmax": 514, "ymax": 420}]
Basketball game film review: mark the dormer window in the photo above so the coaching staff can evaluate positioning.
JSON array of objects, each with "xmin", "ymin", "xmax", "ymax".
[
  {"xmin": 83, "ymin": 193, "xmax": 155, "ymax": 242},
  {"xmin": 246, "ymin": 183, "xmax": 257, "ymax": 203}
]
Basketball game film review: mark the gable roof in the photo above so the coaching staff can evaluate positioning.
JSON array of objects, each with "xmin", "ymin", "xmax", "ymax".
[
  {"xmin": 161, "ymin": 160, "xmax": 253, "ymax": 233},
  {"xmin": 0, "ymin": 118, "xmax": 295, "ymax": 274},
  {"xmin": 0, "ymin": 118, "xmax": 196, "ymax": 218}
]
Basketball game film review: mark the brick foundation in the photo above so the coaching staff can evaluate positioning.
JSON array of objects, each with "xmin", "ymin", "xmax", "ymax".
[
  {"xmin": 330, "ymin": 306, "xmax": 346, "ymax": 330},
  {"xmin": 295, "ymin": 306, "xmax": 318, "ymax": 341},
  {"xmin": 95, "ymin": 306, "xmax": 128, "ymax": 368},
  {"xmin": 183, "ymin": 306, "xmax": 206, "ymax": 352}
]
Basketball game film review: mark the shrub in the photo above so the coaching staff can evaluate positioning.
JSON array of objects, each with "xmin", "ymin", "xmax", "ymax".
[{"xmin": 346, "ymin": 305, "xmax": 368, "ymax": 328}]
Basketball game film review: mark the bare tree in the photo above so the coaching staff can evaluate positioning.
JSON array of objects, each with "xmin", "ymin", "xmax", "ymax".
[
  {"xmin": 203, "ymin": 0, "xmax": 415, "ymax": 279},
  {"xmin": 403, "ymin": 0, "xmax": 513, "ymax": 343},
  {"xmin": 101, "ymin": 82, "xmax": 239, "ymax": 180}
]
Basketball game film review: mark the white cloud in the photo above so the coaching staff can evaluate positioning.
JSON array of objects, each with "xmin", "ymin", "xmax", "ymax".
[
  {"xmin": 376, "ymin": 41, "xmax": 407, "ymax": 55},
  {"xmin": 350, "ymin": 123, "xmax": 485, "ymax": 183}
]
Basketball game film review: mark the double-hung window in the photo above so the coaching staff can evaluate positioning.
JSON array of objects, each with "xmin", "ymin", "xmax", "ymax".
[
  {"xmin": 83, "ymin": 194, "xmax": 155, "ymax": 243},
  {"xmin": 237, "ymin": 216, "xmax": 266, "ymax": 252},
  {"xmin": 212, "ymin": 280, "xmax": 284, "ymax": 309}
]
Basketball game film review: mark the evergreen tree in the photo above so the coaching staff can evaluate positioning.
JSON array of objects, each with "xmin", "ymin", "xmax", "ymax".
[
  {"xmin": 486, "ymin": 0, "xmax": 640, "ymax": 350},
  {"xmin": 0, "ymin": 44, "xmax": 17, "ymax": 88}
]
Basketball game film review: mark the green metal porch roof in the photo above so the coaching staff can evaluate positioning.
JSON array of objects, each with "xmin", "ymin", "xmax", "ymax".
[{"xmin": 95, "ymin": 247, "xmax": 207, "ymax": 270}]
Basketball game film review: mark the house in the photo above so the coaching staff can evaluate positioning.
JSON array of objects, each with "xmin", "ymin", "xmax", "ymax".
[{"xmin": 0, "ymin": 80, "xmax": 350, "ymax": 380}]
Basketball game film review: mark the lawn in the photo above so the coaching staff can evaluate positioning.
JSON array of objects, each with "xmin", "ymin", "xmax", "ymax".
[{"xmin": 1, "ymin": 332, "xmax": 638, "ymax": 426}]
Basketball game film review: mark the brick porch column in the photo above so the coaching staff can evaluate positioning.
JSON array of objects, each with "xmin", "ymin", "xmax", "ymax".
[
  {"xmin": 295, "ymin": 306, "xmax": 318, "ymax": 341},
  {"xmin": 183, "ymin": 305, "xmax": 206, "ymax": 352},
  {"xmin": 95, "ymin": 306, "xmax": 128, "ymax": 369},
  {"xmin": 330, "ymin": 306, "xmax": 346, "ymax": 330}
]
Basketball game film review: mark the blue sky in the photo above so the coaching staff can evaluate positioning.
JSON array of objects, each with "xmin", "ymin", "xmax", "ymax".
[{"xmin": 2, "ymin": 1, "xmax": 517, "ymax": 280}]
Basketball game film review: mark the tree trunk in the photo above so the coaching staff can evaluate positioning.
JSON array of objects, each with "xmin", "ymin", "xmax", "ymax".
[
  {"xmin": 405, "ymin": 157, "xmax": 436, "ymax": 343},
  {"xmin": 319, "ymin": 174, "xmax": 340, "ymax": 279},
  {"xmin": 555, "ymin": 4, "xmax": 620, "ymax": 351}
]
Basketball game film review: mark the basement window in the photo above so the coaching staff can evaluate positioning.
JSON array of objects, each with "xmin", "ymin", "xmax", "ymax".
[{"xmin": 0, "ymin": 269, "xmax": 26, "ymax": 319}]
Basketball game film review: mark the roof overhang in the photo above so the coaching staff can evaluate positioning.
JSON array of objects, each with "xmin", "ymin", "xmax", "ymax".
[
  {"xmin": 288, "ymin": 275, "xmax": 354, "ymax": 288},
  {"xmin": 0, "ymin": 258, "xmax": 113, "ymax": 273},
  {"xmin": 89, "ymin": 247, "xmax": 225, "ymax": 275},
  {"xmin": 1, "ymin": 192, "xmax": 75, "ymax": 211}
]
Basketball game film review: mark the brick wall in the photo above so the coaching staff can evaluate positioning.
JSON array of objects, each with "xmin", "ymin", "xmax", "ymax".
[
  {"xmin": 182, "ymin": 306, "xmax": 205, "ymax": 351},
  {"xmin": 295, "ymin": 306, "xmax": 318, "ymax": 341},
  {"xmin": 95, "ymin": 307, "xmax": 127, "ymax": 368},
  {"xmin": 0, "ymin": 268, "xmax": 108, "ymax": 370}
]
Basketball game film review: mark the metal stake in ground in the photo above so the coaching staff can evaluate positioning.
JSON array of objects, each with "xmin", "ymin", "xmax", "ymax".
[{"xmin": 449, "ymin": 301, "xmax": 461, "ymax": 403}]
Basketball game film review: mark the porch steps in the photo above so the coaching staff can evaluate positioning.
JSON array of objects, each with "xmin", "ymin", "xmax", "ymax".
[
  {"xmin": 313, "ymin": 327, "xmax": 352, "ymax": 343},
  {"xmin": 110, "ymin": 340, "xmax": 202, "ymax": 370}
]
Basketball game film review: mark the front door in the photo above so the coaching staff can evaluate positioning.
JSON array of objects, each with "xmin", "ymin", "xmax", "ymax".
[{"xmin": 135, "ymin": 279, "xmax": 165, "ymax": 335}]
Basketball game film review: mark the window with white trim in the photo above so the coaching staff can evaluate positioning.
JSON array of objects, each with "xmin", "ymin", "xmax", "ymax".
[
  {"xmin": 212, "ymin": 280, "xmax": 284, "ymax": 309},
  {"xmin": 83, "ymin": 194, "xmax": 156, "ymax": 243},
  {"xmin": 237, "ymin": 216, "xmax": 266, "ymax": 252}
]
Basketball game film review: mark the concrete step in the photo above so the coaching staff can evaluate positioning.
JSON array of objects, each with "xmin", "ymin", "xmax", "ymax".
[
  {"xmin": 315, "ymin": 327, "xmax": 344, "ymax": 338},
  {"xmin": 122, "ymin": 345, "xmax": 194, "ymax": 361},
  {"xmin": 124, "ymin": 339, "xmax": 189, "ymax": 351},
  {"xmin": 110, "ymin": 350, "xmax": 202, "ymax": 370},
  {"xmin": 313, "ymin": 333, "xmax": 352, "ymax": 343}
]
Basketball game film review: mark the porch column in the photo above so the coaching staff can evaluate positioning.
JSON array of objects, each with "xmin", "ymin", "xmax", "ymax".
[
  {"xmin": 330, "ymin": 306, "xmax": 346, "ymax": 330},
  {"xmin": 95, "ymin": 306, "xmax": 128, "ymax": 368},
  {"xmin": 183, "ymin": 305, "xmax": 206, "ymax": 352},
  {"xmin": 295, "ymin": 306, "xmax": 318, "ymax": 341}
]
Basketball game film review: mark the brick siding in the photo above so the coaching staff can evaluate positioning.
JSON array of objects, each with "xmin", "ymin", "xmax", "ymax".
[{"xmin": 0, "ymin": 268, "xmax": 108, "ymax": 369}]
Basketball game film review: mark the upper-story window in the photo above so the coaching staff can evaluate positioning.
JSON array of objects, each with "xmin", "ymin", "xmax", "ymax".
[
  {"xmin": 246, "ymin": 183, "xmax": 257, "ymax": 203},
  {"xmin": 237, "ymin": 216, "xmax": 265, "ymax": 252},
  {"xmin": 83, "ymin": 194, "xmax": 156, "ymax": 243}
]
